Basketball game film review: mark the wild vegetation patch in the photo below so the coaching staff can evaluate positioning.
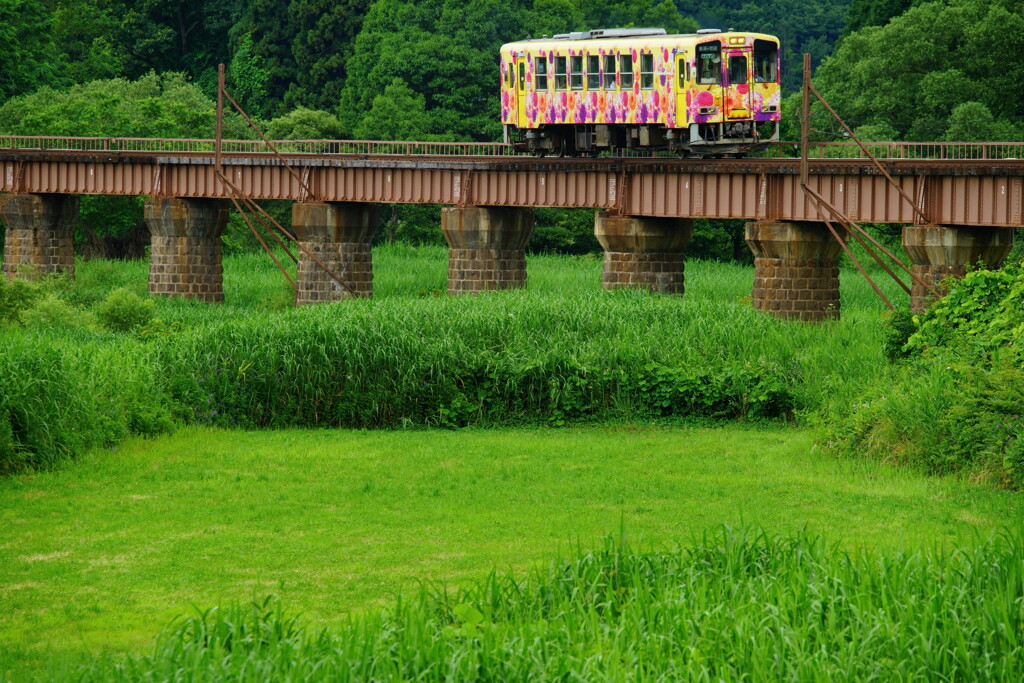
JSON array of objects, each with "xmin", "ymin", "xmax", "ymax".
[{"xmin": 66, "ymin": 527, "xmax": 1024, "ymax": 682}]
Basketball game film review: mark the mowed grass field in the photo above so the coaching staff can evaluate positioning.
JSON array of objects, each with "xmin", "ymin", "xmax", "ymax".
[{"xmin": 2, "ymin": 425, "xmax": 1022, "ymax": 679}]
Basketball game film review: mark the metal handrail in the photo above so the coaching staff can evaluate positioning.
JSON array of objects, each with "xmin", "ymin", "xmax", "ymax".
[{"xmin": 2, "ymin": 135, "xmax": 1023, "ymax": 160}]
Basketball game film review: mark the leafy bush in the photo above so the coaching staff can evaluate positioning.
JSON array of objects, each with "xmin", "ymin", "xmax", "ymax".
[
  {"xmin": 833, "ymin": 261, "xmax": 1024, "ymax": 487},
  {"xmin": 881, "ymin": 307, "xmax": 917, "ymax": 362},
  {"xmin": 20, "ymin": 295, "xmax": 99, "ymax": 332},
  {"xmin": 94, "ymin": 287, "xmax": 156, "ymax": 333},
  {"xmin": 0, "ymin": 276, "xmax": 44, "ymax": 324}
]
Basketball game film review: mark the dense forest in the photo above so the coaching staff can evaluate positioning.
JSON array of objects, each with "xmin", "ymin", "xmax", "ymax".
[{"xmin": 1, "ymin": 0, "xmax": 1022, "ymax": 252}]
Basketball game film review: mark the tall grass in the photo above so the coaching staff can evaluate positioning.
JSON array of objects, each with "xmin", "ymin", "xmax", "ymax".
[
  {"xmin": 1, "ymin": 247, "xmax": 906, "ymax": 471},
  {"xmin": 67, "ymin": 526, "xmax": 1024, "ymax": 681}
]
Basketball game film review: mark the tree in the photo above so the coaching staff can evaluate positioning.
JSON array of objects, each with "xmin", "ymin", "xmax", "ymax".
[
  {"xmin": 286, "ymin": 0, "xmax": 372, "ymax": 111},
  {"xmin": 0, "ymin": 0, "xmax": 59, "ymax": 99},
  {"xmin": 814, "ymin": 0, "xmax": 1024, "ymax": 141},
  {"xmin": 0, "ymin": 74, "xmax": 251, "ymax": 251},
  {"xmin": 843, "ymin": 0, "xmax": 916, "ymax": 36}
]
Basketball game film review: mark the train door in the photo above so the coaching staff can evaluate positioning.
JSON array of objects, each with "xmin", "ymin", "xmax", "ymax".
[
  {"xmin": 514, "ymin": 55, "xmax": 528, "ymax": 128},
  {"xmin": 675, "ymin": 52, "xmax": 688, "ymax": 124},
  {"xmin": 694, "ymin": 42, "xmax": 724, "ymax": 126},
  {"xmin": 723, "ymin": 49, "xmax": 752, "ymax": 120}
]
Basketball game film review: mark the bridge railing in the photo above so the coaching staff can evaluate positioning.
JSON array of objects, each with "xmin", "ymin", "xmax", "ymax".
[
  {"xmin": 764, "ymin": 141, "xmax": 1024, "ymax": 160},
  {"xmin": 0, "ymin": 136, "xmax": 517, "ymax": 156},
  {"xmin": 2, "ymin": 135, "xmax": 1024, "ymax": 160}
]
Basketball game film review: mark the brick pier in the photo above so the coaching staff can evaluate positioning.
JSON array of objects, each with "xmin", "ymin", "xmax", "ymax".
[
  {"xmin": 594, "ymin": 212, "xmax": 693, "ymax": 294},
  {"xmin": 902, "ymin": 225, "xmax": 1014, "ymax": 313},
  {"xmin": 144, "ymin": 197, "xmax": 229, "ymax": 302},
  {"xmin": 745, "ymin": 221, "xmax": 845, "ymax": 322},
  {"xmin": 0, "ymin": 193, "xmax": 78, "ymax": 280},
  {"xmin": 441, "ymin": 206, "xmax": 534, "ymax": 294},
  {"xmin": 292, "ymin": 202, "xmax": 378, "ymax": 305}
]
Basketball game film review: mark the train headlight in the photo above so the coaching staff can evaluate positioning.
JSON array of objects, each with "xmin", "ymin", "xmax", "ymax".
[
  {"xmin": 727, "ymin": 37, "xmax": 746, "ymax": 46},
  {"xmin": 699, "ymin": 106, "xmax": 717, "ymax": 115},
  {"xmin": 761, "ymin": 105, "xmax": 778, "ymax": 113}
]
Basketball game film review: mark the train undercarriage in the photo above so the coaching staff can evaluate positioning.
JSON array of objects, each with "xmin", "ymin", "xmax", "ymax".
[{"xmin": 506, "ymin": 121, "xmax": 779, "ymax": 157}]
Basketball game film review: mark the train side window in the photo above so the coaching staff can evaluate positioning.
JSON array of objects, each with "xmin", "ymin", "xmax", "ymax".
[
  {"xmin": 619, "ymin": 54, "xmax": 633, "ymax": 89},
  {"xmin": 678, "ymin": 56, "xmax": 686, "ymax": 88},
  {"xmin": 753, "ymin": 40, "xmax": 778, "ymax": 82},
  {"xmin": 570, "ymin": 55, "xmax": 583, "ymax": 90},
  {"xmin": 640, "ymin": 53, "xmax": 654, "ymax": 89},
  {"xmin": 555, "ymin": 56, "xmax": 567, "ymax": 90},
  {"xmin": 535, "ymin": 57, "xmax": 548, "ymax": 91},
  {"xmin": 587, "ymin": 55, "xmax": 600, "ymax": 90},
  {"xmin": 728, "ymin": 55, "xmax": 747, "ymax": 85},
  {"xmin": 518, "ymin": 61, "xmax": 525, "ymax": 90},
  {"xmin": 603, "ymin": 55, "xmax": 615, "ymax": 89},
  {"xmin": 696, "ymin": 42, "xmax": 721, "ymax": 84}
]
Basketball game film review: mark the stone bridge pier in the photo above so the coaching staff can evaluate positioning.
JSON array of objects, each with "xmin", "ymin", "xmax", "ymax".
[
  {"xmin": 0, "ymin": 193, "xmax": 78, "ymax": 280},
  {"xmin": 441, "ymin": 206, "xmax": 534, "ymax": 294},
  {"xmin": 745, "ymin": 221, "xmax": 846, "ymax": 322},
  {"xmin": 594, "ymin": 212, "xmax": 693, "ymax": 294},
  {"xmin": 292, "ymin": 201, "xmax": 378, "ymax": 305},
  {"xmin": 902, "ymin": 225, "xmax": 1014, "ymax": 313},
  {"xmin": 144, "ymin": 197, "xmax": 229, "ymax": 302}
]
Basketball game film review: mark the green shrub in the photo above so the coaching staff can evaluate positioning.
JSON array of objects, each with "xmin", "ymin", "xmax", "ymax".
[
  {"xmin": 0, "ymin": 277, "xmax": 44, "ymax": 324},
  {"xmin": 19, "ymin": 295, "xmax": 99, "ymax": 332},
  {"xmin": 881, "ymin": 307, "xmax": 916, "ymax": 361},
  {"xmin": 94, "ymin": 287, "xmax": 156, "ymax": 333}
]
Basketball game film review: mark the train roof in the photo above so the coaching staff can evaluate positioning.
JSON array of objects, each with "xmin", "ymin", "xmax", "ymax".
[{"xmin": 501, "ymin": 28, "xmax": 779, "ymax": 52}]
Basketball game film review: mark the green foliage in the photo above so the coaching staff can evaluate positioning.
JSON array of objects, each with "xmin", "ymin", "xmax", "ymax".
[
  {"xmin": 528, "ymin": 209, "xmax": 600, "ymax": 254},
  {"xmin": 880, "ymin": 307, "xmax": 916, "ymax": 361},
  {"xmin": 834, "ymin": 262, "xmax": 1024, "ymax": 487},
  {"xmin": 19, "ymin": 296, "xmax": 99, "ymax": 333},
  {"xmin": 816, "ymin": 0, "xmax": 1024, "ymax": 141},
  {"xmin": 94, "ymin": 287, "xmax": 157, "ymax": 333},
  {"xmin": 351, "ymin": 78, "xmax": 436, "ymax": 141},
  {"xmin": 67, "ymin": 528, "xmax": 1024, "ymax": 680},
  {"xmin": 0, "ymin": 331, "xmax": 172, "ymax": 474},
  {"xmin": 0, "ymin": 0, "xmax": 60, "ymax": 99},
  {"xmin": 265, "ymin": 107, "xmax": 346, "ymax": 140},
  {"xmin": 0, "ymin": 276, "xmax": 44, "ymax": 325}
]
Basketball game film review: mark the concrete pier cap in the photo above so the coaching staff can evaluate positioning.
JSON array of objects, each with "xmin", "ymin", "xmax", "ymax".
[
  {"xmin": 745, "ymin": 220, "xmax": 846, "ymax": 322},
  {"xmin": 441, "ymin": 205, "xmax": 534, "ymax": 294},
  {"xmin": 0, "ymin": 193, "xmax": 79, "ymax": 280},
  {"xmin": 593, "ymin": 212, "xmax": 694, "ymax": 295},
  {"xmin": 902, "ymin": 224, "xmax": 1014, "ymax": 313},
  {"xmin": 292, "ymin": 201, "xmax": 379, "ymax": 305},
  {"xmin": 144, "ymin": 197, "xmax": 229, "ymax": 302}
]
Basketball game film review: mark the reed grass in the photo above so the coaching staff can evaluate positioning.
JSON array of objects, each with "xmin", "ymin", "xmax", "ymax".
[{"xmin": 63, "ymin": 526, "xmax": 1024, "ymax": 681}]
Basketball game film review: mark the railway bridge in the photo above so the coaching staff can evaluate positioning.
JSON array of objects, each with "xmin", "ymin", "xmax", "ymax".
[{"xmin": 2, "ymin": 137, "xmax": 1022, "ymax": 320}]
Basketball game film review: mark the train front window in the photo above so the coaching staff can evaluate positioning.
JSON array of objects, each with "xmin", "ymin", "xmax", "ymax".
[
  {"xmin": 640, "ymin": 53, "xmax": 654, "ymax": 89},
  {"xmin": 570, "ymin": 56, "xmax": 583, "ymax": 90},
  {"xmin": 619, "ymin": 54, "xmax": 633, "ymax": 89},
  {"xmin": 535, "ymin": 57, "xmax": 547, "ymax": 90},
  {"xmin": 696, "ymin": 42, "xmax": 721, "ymax": 84},
  {"xmin": 555, "ymin": 56, "xmax": 567, "ymax": 90},
  {"xmin": 587, "ymin": 55, "xmax": 600, "ymax": 90},
  {"xmin": 754, "ymin": 40, "xmax": 778, "ymax": 82},
  {"xmin": 728, "ymin": 55, "xmax": 747, "ymax": 85}
]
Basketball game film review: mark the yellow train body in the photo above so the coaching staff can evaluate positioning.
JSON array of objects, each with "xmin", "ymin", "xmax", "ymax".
[{"xmin": 499, "ymin": 28, "xmax": 781, "ymax": 155}]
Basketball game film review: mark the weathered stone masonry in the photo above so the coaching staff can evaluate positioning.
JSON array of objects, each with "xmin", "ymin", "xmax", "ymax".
[
  {"xmin": 746, "ymin": 221, "xmax": 845, "ymax": 322},
  {"xmin": 441, "ymin": 206, "xmax": 534, "ymax": 294},
  {"xmin": 0, "ymin": 193, "xmax": 78, "ymax": 280},
  {"xmin": 292, "ymin": 202, "xmax": 379, "ymax": 305},
  {"xmin": 594, "ymin": 212, "xmax": 693, "ymax": 295},
  {"xmin": 902, "ymin": 224, "xmax": 1014, "ymax": 313},
  {"xmin": 144, "ymin": 197, "xmax": 229, "ymax": 302}
]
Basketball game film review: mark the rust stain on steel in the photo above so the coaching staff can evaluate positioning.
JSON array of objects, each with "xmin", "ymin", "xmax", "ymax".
[{"xmin": 1, "ymin": 151, "xmax": 1023, "ymax": 227}]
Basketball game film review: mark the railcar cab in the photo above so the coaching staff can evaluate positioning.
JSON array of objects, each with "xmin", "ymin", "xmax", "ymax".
[{"xmin": 686, "ymin": 30, "xmax": 780, "ymax": 153}]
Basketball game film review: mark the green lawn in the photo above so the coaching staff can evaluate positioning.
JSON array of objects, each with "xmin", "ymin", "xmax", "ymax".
[{"xmin": 2, "ymin": 424, "xmax": 1020, "ymax": 679}]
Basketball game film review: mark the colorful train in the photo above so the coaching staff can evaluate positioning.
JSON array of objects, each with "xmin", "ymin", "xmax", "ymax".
[{"xmin": 499, "ymin": 27, "xmax": 781, "ymax": 156}]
